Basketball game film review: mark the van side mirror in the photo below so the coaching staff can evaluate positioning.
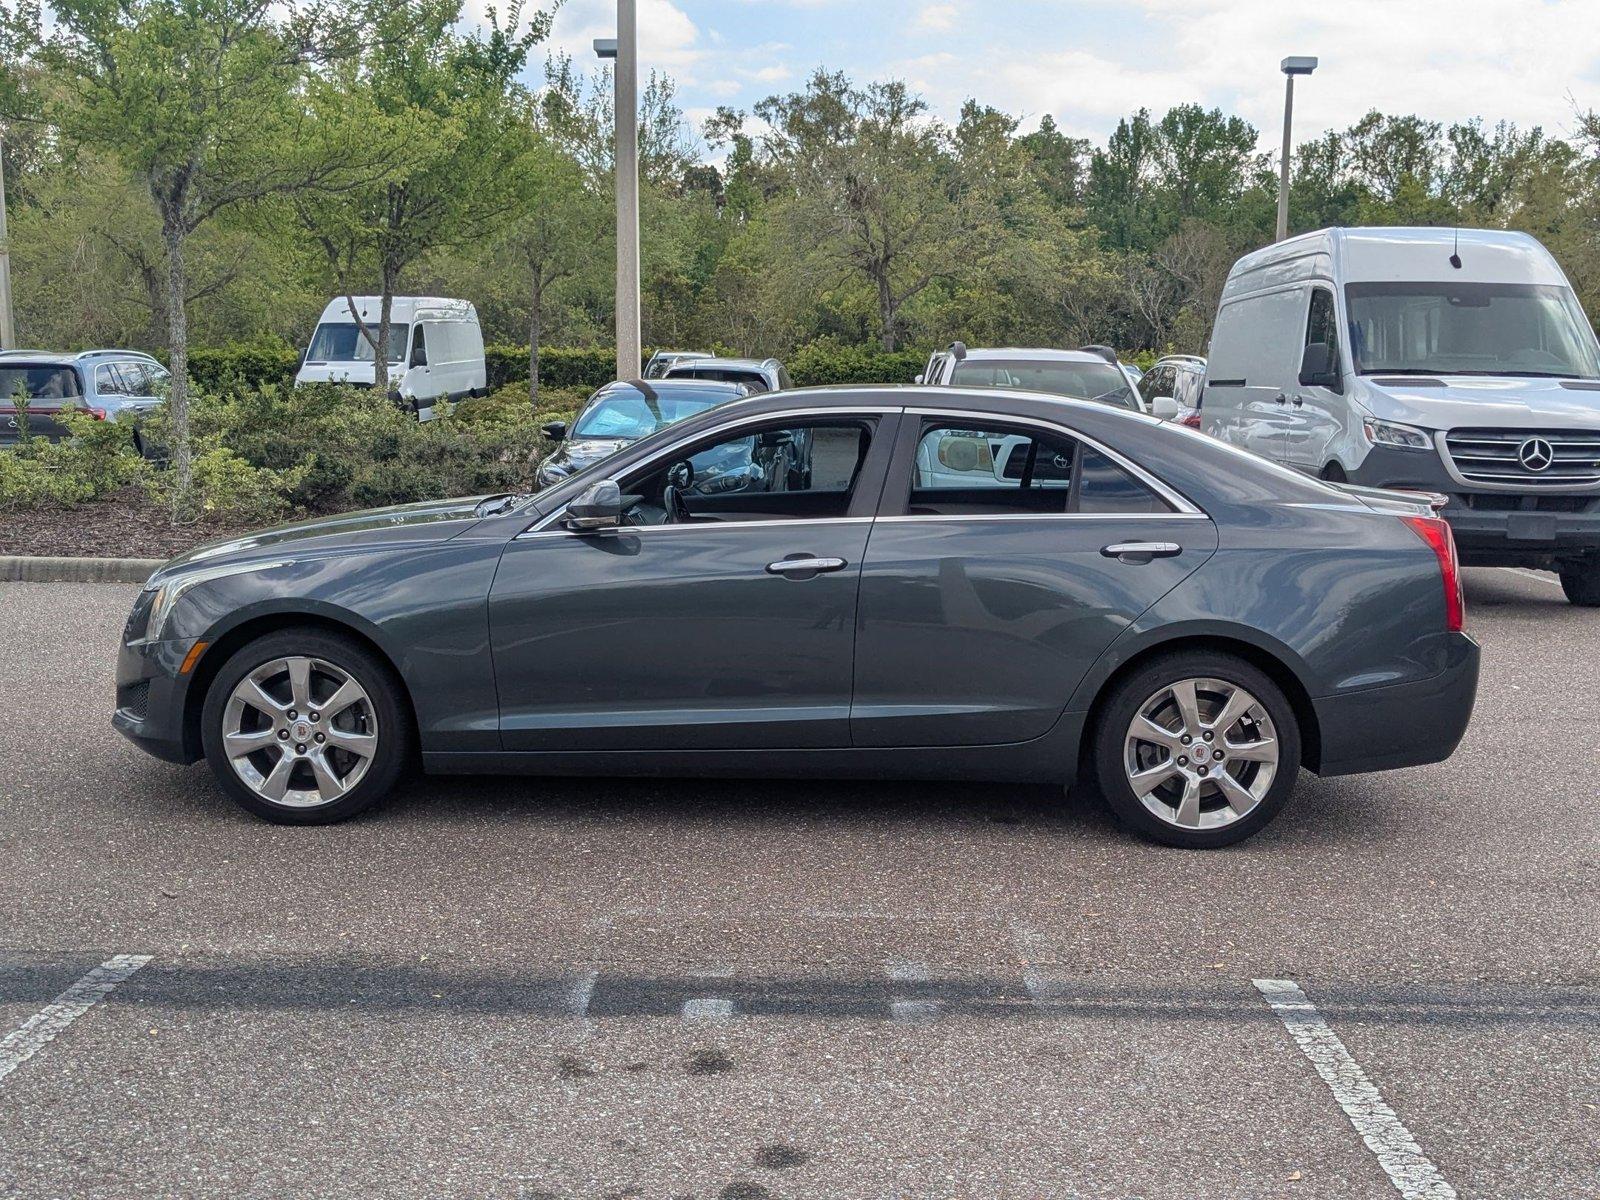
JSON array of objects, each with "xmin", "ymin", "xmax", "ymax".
[
  {"xmin": 1151, "ymin": 395, "xmax": 1180, "ymax": 419},
  {"xmin": 541, "ymin": 420, "xmax": 568, "ymax": 441},
  {"xmin": 914, "ymin": 373, "xmax": 924, "ymax": 385},
  {"xmin": 1299, "ymin": 342, "xmax": 1341, "ymax": 389},
  {"xmin": 565, "ymin": 480, "xmax": 623, "ymax": 532}
]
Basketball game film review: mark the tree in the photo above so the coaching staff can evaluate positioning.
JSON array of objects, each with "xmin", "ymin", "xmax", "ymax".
[
  {"xmin": 41, "ymin": 0, "xmax": 377, "ymax": 503},
  {"xmin": 293, "ymin": 0, "xmax": 550, "ymax": 393}
]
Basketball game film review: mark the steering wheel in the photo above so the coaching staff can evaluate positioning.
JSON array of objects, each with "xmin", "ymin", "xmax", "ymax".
[
  {"xmin": 667, "ymin": 460, "xmax": 694, "ymax": 490},
  {"xmin": 662, "ymin": 484, "xmax": 694, "ymax": 524}
]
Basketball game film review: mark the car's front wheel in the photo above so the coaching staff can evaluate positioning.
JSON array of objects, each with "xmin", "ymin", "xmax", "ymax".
[
  {"xmin": 1558, "ymin": 557, "xmax": 1600, "ymax": 607},
  {"xmin": 200, "ymin": 629, "xmax": 413, "ymax": 824},
  {"xmin": 1091, "ymin": 651, "xmax": 1301, "ymax": 849}
]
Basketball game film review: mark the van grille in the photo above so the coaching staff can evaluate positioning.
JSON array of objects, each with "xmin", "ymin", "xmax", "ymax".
[{"xmin": 1442, "ymin": 428, "xmax": 1600, "ymax": 487}]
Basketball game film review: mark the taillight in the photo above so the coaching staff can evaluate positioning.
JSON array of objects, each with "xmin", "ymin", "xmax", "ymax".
[
  {"xmin": 1402, "ymin": 515, "xmax": 1464, "ymax": 632},
  {"xmin": 1179, "ymin": 411, "xmax": 1202, "ymax": 430},
  {"xmin": 88, "ymin": 408, "xmax": 106, "ymax": 420}
]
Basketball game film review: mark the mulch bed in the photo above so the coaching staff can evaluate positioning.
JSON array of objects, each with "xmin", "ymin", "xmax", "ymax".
[{"xmin": 0, "ymin": 491, "xmax": 255, "ymax": 560}]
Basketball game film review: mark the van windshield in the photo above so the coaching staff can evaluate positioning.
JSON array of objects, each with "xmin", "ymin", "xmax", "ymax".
[
  {"xmin": 306, "ymin": 321, "xmax": 404, "ymax": 364},
  {"xmin": 1346, "ymin": 282, "xmax": 1600, "ymax": 379}
]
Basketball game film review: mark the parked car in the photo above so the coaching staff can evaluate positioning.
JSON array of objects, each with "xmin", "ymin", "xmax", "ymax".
[
  {"xmin": 1139, "ymin": 355, "xmax": 1207, "ymax": 421},
  {"xmin": 921, "ymin": 344, "xmax": 1144, "ymax": 411},
  {"xmin": 1202, "ymin": 226, "xmax": 1600, "ymax": 605},
  {"xmin": 1121, "ymin": 361, "xmax": 1144, "ymax": 385},
  {"xmin": 114, "ymin": 384, "xmax": 1478, "ymax": 848},
  {"xmin": 643, "ymin": 350, "xmax": 711, "ymax": 379},
  {"xmin": 295, "ymin": 296, "xmax": 486, "ymax": 421},
  {"xmin": 534, "ymin": 378, "xmax": 750, "ymax": 489},
  {"xmin": 0, "ymin": 349, "xmax": 169, "ymax": 450},
  {"xmin": 662, "ymin": 355, "xmax": 791, "ymax": 392}
]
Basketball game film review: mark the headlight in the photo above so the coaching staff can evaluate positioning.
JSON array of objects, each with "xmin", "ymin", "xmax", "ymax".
[
  {"xmin": 140, "ymin": 559, "xmax": 289, "ymax": 641},
  {"xmin": 1363, "ymin": 418, "xmax": 1432, "ymax": 451}
]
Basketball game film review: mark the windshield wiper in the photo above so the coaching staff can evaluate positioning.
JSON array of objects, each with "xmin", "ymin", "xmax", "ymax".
[{"xmin": 473, "ymin": 493, "xmax": 519, "ymax": 517}]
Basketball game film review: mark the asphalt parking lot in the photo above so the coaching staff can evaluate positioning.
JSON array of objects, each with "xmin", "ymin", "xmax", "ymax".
[{"xmin": 0, "ymin": 570, "xmax": 1596, "ymax": 1199}]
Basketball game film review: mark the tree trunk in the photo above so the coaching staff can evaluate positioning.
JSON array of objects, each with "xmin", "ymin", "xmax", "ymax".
[
  {"xmin": 876, "ymin": 271, "xmax": 898, "ymax": 352},
  {"xmin": 161, "ymin": 218, "xmax": 192, "ymax": 509},
  {"xmin": 528, "ymin": 270, "xmax": 544, "ymax": 405},
  {"xmin": 374, "ymin": 280, "xmax": 394, "ymax": 397}
]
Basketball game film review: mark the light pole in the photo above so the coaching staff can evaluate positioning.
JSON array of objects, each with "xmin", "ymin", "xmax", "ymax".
[
  {"xmin": 1276, "ymin": 56, "xmax": 1317, "ymax": 243},
  {"xmin": 0, "ymin": 129, "xmax": 15, "ymax": 349},
  {"xmin": 595, "ymin": 3, "xmax": 641, "ymax": 380}
]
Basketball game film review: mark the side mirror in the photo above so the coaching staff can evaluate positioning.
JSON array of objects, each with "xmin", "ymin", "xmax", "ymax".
[
  {"xmin": 565, "ymin": 479, "xmax": 622, "ymax": 532},
  {"xmin": 1299, "ymin": 342, "xmax": 1340, "ymax": 389},
  {"xmin": 541, "ymin": 420, "xmax": 568, "ymax": 441},
  {"xmin": 914, "ymin": 373, "xmax": 925, "ymax": 385},
  {"xmin": 1151, "ymin": 395, "xmax": 1180, "ymax": 419}
]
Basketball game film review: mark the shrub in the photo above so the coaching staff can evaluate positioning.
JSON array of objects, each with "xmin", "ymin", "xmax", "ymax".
[
  {"xmin": 787, "ymin": 341, "xmax": 928, "ymax": 387},
  {"xmin": 0, "ymin": 409, "xmax": 151, "ymax": 510},
  {"xmin": 184, "ymin": 340, "xmax": 302, "ymax": 392}
]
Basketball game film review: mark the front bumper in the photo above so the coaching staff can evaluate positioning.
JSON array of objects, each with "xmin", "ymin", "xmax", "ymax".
[
  {"xmin": 112, "ymin": 634, "xmax": 202, "ymax": 764},
  {"xmin": 1312, "ymin": 632, "xmax": 1480, "ymax": 777},
  {"xmin": 1350, "ymin": 445, "xmax": 1600, "ymax": 565}
]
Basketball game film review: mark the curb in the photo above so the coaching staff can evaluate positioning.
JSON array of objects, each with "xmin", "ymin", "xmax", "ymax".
[{"xmin": 0, "ymin": 556, "xmax": 164, "ymax": 584}]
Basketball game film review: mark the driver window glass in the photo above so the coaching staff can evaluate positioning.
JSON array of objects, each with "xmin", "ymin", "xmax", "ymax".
[
  {"xmin": 615, "ymin": 420, "xmax": 873, "ymax": 526},
  {"xmin": 1305, "ymin": 287, "xmax": 1341, "ymax": 390},
  {"xmin": 410, "ymin": 324, "xmax": 428, "ymax": 367}
]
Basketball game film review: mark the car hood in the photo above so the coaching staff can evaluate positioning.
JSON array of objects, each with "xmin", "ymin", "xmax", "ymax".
[
  {"xmin": 294, "ymin": 362, "xmax": 399, "ymax": 387},
  {"xmin": 149, "ymin": 496, "xmax": 492, "ymax": 582},
  {"xmin": 551, "ymin": 437, "xmax": 632, "ymax": 470},
  {"xmin": 1361, "ymin": 376, "xmax": 1600, "ymax": 430}
]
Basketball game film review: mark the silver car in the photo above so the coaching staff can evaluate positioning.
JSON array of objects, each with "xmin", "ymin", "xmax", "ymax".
[{"xmin": 0, "ymin": 349, "xmax": 169, "ymax": 449}]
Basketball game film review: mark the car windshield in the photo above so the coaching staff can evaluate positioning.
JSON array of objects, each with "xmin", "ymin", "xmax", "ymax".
[
  {"xmin": 0, "ymin": 365, "xmax": 82, "ymax": 401},
  {"xmin": 305, "ymin": 321, "xmax": 403, "ymax": 364},
  {"xmin": 571, "ymin": 386, "xmax": 735, "ymax": 440},
  {"xmin": 949, "ymin": 360, "xmax": 1140, "ymax": 409},
  {"xmin": 1346, "ymin": 281, "xmax": 1600, "ymax": 378}
]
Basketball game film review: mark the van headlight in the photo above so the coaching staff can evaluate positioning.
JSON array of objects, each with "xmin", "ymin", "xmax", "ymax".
[
  {"xmin": 140, "ymin": 559, "xmax": 289, "ymax": 641},
  {"xmin": 1363, "ymin": 418, "xmax": 1432, "ymax": 451}
]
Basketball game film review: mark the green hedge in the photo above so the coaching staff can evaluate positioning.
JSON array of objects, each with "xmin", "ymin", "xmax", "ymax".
[{"xmin": 186, "ymin": 342, "xmax": 302, "ymax": 391}]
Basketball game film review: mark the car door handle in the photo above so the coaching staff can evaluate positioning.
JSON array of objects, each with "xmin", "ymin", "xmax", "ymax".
[
  {"xmin": 766, "ymin": 556, "xmax": 848, "ymax": 577},
  {"xmin": 1290, "ymin": 394, "xmax": 1304, "ymax": 407},
  {"xmin": 1101, "ymin": 542, "xmax": 1182, "ymax": 562},
  {"xmin": 1273, "ymin": 392, "xmax": 1288, "ymax": 405}
]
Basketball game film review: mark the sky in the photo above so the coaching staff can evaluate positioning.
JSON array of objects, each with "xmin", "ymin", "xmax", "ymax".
[{"xmin": 533, "ymin": 0, "xmax": 1600, "ymax": 154}]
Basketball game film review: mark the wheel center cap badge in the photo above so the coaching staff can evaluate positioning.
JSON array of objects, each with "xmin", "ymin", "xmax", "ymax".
[
  {"xmin": 1192, "ymin": 745, "xmax": 1209, "ymax": 762},
  {"xmin": 292, "ymin": 721, "xmax": 312, "ymax": 741},
  {"xmin": 1518, "ymin": 437, "xmax": 1555, "ymax": 472}
]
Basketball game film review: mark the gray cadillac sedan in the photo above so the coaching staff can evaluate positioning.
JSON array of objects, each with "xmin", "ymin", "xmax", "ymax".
[{"xmin": 114, "ymin": 387, "xmax": 1479, "ymax": 848}]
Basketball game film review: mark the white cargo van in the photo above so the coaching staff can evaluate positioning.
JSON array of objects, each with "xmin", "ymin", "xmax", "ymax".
[
  {"xmin": 295, "ymin": 296, "xmax": 487, "ymax": 421},
  {"xmin": 1202, "ymin": 227, "xmax": 1600, "ymax": 605}
]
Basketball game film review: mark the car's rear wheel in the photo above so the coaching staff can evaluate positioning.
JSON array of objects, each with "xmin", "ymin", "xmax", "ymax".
[
  {"xmin": 1091, "ymin": 652, "xmax": 1301, "ymax": 848},
  {"xmin": 1558, "ymin": 557, "xmax": 1600, "ymax": 607},
  {"xmin": 200, "ymin": 629, "xmax": 412, "ymax": 824}
]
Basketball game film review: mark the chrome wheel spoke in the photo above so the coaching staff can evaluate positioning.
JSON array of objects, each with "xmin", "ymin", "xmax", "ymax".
[
  {"xmin": 238, "ymin": 677, "xmax": 286, "ymax": 716},
  {"xmin": 321, "ymin": 679, "xmax": 365, "ymax": 719},
  {"xmin": 1128, "ymin": 759, "xmax": 1180, "ymax": 796},
  {"xmin": 1213, "ymin": 769, "xmax": 1261, "ymax": 818},
  {"xmin": 257, "ymin": 751, "xmax": 295, "ymax": 801},
  {"xmin": 1208, "ymin": 686, "xmax": 1253, "ymax": 736},
  {"xmin": 1170, "ymin": 679, "xmax": 1202, "ymax": 736},
  {"xmin": 224, "ymin": 727, "xmax": 280, "ymax": 757},
  {"xmin": 1173, "ymin": 777, "xmax": 1202, "ymax": 827},
  {"xmin": 287, "ymin": 657, "xmax": 313, "ymax": 710},
  {"xmin": 307, "ymin": 750, "xmax": 346, "ymax": 801},
  {"xmin": 1130, "ymin": 715, "xmax": 1185, "ymax": 753},
  {"xmin": 1225, "ymin": 736, "xmax": 1277, "ymax": 762},
  {"xmin": 324, "ymin": 727, "xmax": 377, "ymax": 759}
]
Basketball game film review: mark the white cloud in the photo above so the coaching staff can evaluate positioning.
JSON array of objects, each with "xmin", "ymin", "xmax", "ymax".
[
  {"xmin": 916, "ymin": 3, "xmax": 961, "ymax": 33},
  {"xmin": 545, "ymin": 0, "xmax": 707, "ymax": 81}
]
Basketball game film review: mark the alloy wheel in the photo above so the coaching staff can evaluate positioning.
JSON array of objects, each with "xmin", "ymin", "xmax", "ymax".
[
  {"xmin": 1121, "ymin": 677, "xmax": 1279, "ymax": 831},
  {"xmin": 221, "ymin": 656, "xmax": 379, "ymax": 807}
]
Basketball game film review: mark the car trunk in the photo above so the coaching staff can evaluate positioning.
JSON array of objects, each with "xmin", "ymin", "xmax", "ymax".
[{"xmin": 0, "ymin": 364, "xmax": 90, "ymax": 445}]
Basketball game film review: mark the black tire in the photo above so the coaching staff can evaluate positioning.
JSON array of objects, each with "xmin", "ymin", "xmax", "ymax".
[
  {"xmin": 1091, "ymin": 650, "xmax": 1301, "ymax": 849},
  {"xmin": 200, "ymin": 628, "xmax": 413, "ymax": 824},
  {"xmin": 1320, "ymin": 461, "xmax": 1347, "ymax": 483},
  {"xmin": 1558, "ymin": 558, "xmax": 1600, "ymax": 607}
]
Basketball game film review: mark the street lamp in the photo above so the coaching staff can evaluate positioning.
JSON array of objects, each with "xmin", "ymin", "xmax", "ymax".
[
  {"xmin": 0, "ymin": 129, "xmax": 15, "ymax": 349},
  {"xmin": 1276, "ymin": 55, "xmax": 1317, "ymax": 243},
  {"xmin": 595, "ymin": 3, "xmax": 641, "ymax": 379}
]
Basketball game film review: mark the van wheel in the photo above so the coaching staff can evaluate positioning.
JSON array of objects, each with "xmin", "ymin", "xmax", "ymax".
[
  {"xmin": 1091, "ymin": 651, "xmax": 1301, "ymax": 849},
  {"xmin": 200, "ymin": 628, "xmax": 413, "ymax": 824},
  {"xmin": 1320, "ymin": 462, "xmax": 1347, "ymax": 483},
  {"xmin": 1559, "ymin": 557, "xmax": 1600, "ymax": 607}
]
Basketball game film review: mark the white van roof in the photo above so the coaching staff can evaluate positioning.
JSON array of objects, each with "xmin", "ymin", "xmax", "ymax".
[
  {"xmin": 315, "ymin": 296, "xmax": 478, "ymax": 324},
  {"xmin": 1224, "ymin": 227, "xmax": 1568, "ymax": 297}
]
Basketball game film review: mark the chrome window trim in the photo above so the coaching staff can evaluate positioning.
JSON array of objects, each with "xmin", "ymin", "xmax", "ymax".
[
  {"xmin": 873, "ymin": 512, "xmax": 1210, "ymax": 524},
  {"xmin": 516, "ymin": 516, "xmax": 877, "ymax": 542},
  {"xmin": 902, "ymin": 406, "xmax": 1206, "ymax": 516},
  {"xmin": 524, "ymin": 405, "xmax": 900, "ymax": 535}
]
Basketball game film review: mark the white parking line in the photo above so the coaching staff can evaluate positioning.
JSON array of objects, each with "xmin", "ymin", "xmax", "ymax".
[
  {"xmin": 1255, "ymin": 978, "xmax": 1457, "ymax": 1200},
  {"xmin": 0, "ymin": 955, "xmax": 152, "ymax": 1085},
  {"xmin": 886, "ymin": 961, "xmax": 941, "ymax": 1023},
  {"xmin": 1509, "ymin": 568, "xmax": 1562, "ymax": 589}
]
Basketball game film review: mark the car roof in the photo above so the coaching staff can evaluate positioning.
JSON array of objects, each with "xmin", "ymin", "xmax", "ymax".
[
  {"xmin": 596, "ymin": 378, "xmax": 748, "ymax": 396},
  {"xmin": 953, "ymin": 348, "xmax": 1116, "ymax": 365},
  {"xmin": 0, "ymin": 349, "xmax": 159, "ymax": 365},
  {"xmin": 667, "ymin": 356, "xmax": 779, "ymax": 370}
]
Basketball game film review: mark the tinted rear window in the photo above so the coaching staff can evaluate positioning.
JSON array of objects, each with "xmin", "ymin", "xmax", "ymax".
[
  {"xmin": 0, "ymin": 365, "xmax": 82, "ymax": 401},
  {"xmin": 950, "ymin": 360, "xmax": 1138, "ymax": 409}
]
